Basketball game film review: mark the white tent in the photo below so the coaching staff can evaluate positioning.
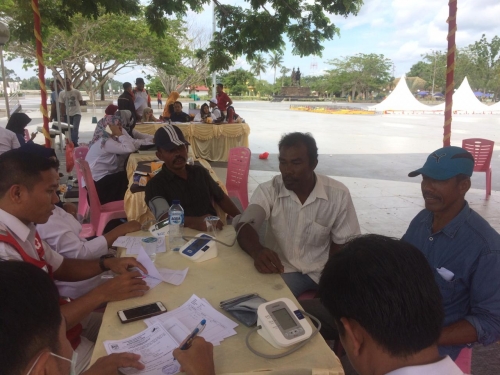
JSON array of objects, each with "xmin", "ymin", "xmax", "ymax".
[
  {"xmin": 433, "ymin": 77, "xmax": 490, "ymax": 113},
  {"xmin": 369, "ymin": 75, "xmax": 433, "ymax": 112},
  {"xmin": 488, "ymin": 100, "xmax": 500, "ymax": 111}
]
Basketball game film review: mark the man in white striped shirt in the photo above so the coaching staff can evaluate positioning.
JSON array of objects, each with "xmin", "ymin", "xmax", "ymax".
[{"xmin": 235, "ymin": 132, "xmax": 360, "ymax": 297}]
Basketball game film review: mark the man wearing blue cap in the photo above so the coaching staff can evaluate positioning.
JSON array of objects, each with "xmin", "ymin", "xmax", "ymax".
[{"xmin": 403, "ymin": 146, "xmax": 500, "ymax": 360}]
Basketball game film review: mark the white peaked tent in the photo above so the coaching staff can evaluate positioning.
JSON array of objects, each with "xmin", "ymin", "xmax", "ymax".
[
  {"xmin": 369, "ymin": 75, "xmax": 432, "ymax": 112},
  {"xmin": 488, "ymin": 100, "xmax": 500, "ymax": 111},
  {"xmin": 434, "ymin": 77, "xmax": 490, "ymax": 112}
]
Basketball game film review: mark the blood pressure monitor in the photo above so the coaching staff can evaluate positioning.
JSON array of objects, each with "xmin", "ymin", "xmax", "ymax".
[
  {"xmin": 149, "ymin": 218, "xmax": 169, "ymax": 238},
  {"xmin": 179, "ymin": 233, "xmax": 218, "ymax": 262},
  {"xmin": 257, "ymin": 298, "xmax": 312, "ymax": 349}
]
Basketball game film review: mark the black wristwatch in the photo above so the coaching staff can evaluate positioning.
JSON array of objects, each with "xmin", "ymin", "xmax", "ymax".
[{"xmin": 99, "ymin": 254, "xmax": 115, "ymax": 272}]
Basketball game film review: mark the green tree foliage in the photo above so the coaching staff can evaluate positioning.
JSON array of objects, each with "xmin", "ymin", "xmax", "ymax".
[
  {"xmin": 407, "ymin": 35, "xmax": 500, "ymax": 96},
  {"xmin": 5, "ymin": 11, "xmax": 182, "ymax": 100},
  {"xmin": 1, "ymin": 0, "xmax": 363, "ymax": 72},
  {"xmin": 326, "ymin": 53, "xmax": 392, "ymax": 98},
  {"xmin": 250, "ymin": 54, "xmax": 268, "ymax": 81},
  {"xmin": 219, "ymin": 68, "xmax": 255, "ymax": 96}
]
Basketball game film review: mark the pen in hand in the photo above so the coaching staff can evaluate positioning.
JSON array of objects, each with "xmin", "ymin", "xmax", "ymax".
[{"xmin": 179, "ymin": 319, "xmax": 206, "ymax": 350}]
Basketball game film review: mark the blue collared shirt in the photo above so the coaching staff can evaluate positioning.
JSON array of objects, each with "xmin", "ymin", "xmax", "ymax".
[{"xmin": 402, "ymin": 201, "xmax": 500, "ymax": 360}]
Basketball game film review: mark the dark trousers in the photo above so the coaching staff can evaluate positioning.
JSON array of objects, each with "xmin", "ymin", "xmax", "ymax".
[{"xmin": 92, "ymin": 171, "xmax": 129, "ymax": 205}]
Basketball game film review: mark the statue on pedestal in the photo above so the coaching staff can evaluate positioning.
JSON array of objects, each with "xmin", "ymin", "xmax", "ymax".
[{"xmin": 296, "ymin": 68, "xmax": 301, "ymax": 87}]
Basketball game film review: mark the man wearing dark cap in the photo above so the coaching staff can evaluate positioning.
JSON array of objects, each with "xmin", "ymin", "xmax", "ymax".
[
  {"xmin": 145, "ymin": 125, "xmax": 240, "ymax": 231},
  {"xmin": 133, "ymin": 78, "xmax": 151, "ymax": 120},
  {"xmin": 403, "ymin": 146, "xmax": 500, "ymax": 360},
  {"xmin": 118, "ymin": 82, "xmax": 138, "ymax": 125}
]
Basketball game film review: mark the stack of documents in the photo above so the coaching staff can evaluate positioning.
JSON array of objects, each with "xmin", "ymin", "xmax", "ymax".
[
  {"xmin": 103, "ymin": 295, "xmax": 238, "ymax": 374},
  {"xmin": 112, "ymin": 236, "xmax": 166, "ymax": 255},
  {"xmin": 145, "ymin": 294, "xmax": 238, "ymax": 346}
]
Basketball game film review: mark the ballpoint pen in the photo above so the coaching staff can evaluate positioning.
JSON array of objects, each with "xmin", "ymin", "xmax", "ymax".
[{"xmin": 179, "ymin": 319, "xmax": 206, "ymax": 350}]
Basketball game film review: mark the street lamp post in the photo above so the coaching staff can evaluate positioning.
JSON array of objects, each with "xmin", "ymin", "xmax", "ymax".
[
  {"xmin": 85, "ymin": 62, "xmax": 97, "ymax": 123},
  {"xmin": 0, "ymin": 22, "xmax": 10, "ymax": 119}
]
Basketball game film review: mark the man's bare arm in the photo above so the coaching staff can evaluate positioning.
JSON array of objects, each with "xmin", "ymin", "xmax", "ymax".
[{"xmin": 438, "ymin": 320, "xmax": 478, "ymax": 346}]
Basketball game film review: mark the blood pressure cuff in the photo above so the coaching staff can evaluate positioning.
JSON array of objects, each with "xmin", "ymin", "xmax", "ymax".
[
  {"xmin": 148, "ymin": 196, "xmax": 170, "ymax": 220},
  {"xmin": 220, "ymin": 294, "xmax": 267, "ymax": 327},
  {"xmin": 232, "ymin": 204, "xmax": 266, "ymax": 233}
]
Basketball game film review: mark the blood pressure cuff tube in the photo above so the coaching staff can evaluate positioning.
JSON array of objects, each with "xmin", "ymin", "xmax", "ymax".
[
  {"xmin": 148, "ymin": 196, "xmax": 170, "ymax": 220},
  {"xmin": 232, "ymin": 204, "xmax": 266, "ymax": 232}
]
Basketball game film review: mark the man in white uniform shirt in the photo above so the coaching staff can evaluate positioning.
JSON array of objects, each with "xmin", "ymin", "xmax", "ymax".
[
  {"xmin": 0, "ymin": 149, "xmax": 149, "ymax": 372},
  {"xmin": 37, "ymin": 205, "xmax": 142, "ymax": 299},
  {"xmin": 235, "ymin": 132, "xmax": 360, "ymax": 297}
]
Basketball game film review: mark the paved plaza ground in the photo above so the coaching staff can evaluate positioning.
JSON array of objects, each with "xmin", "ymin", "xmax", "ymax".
[{"xmin": 2, "ymin": 96, "xmax": 500, "ymax": 373}]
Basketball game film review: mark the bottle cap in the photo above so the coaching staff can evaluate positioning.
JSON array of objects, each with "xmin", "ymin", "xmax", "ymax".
[{"xmin": 172, "ymin": 199, "xmax": 180, "ymax": 204}]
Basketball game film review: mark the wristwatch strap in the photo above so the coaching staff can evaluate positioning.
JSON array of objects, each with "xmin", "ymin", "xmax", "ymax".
[{"xmin": 99, "ymin": 254, "xmax": 115, "ymax": 272}]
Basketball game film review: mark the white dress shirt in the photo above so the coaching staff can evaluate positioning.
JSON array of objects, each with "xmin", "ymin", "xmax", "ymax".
[
  {"xmin": 0, "ymin": 127, "xmax": 21, "ymax": 155},
  {"xmin": 36, "ymin": 206, "xmax": 109, "ymax": 298},
  {"xmin": 251, "ymin": 173, "xmax": 360, "ymax": 283},
  {"xmin": 0, "ymin": 208, "xmax": 63, "ymax": 271},
  {"xmin": 386, "ymin": 356, "xmax": 464, "ymax": 375},
  {"xmin": 84, "ymin": 133, "xmax": 137, "ymax": 183}
]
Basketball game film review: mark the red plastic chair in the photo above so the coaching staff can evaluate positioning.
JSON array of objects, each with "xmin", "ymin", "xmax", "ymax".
[
  {"xmin": 226, "ymin": 147, "xmax": 251, "ymax": 210},
  {"xmin": 76, "ymin": 159, "xmax": 127, "ymax": 236},
  {"xmin": 455, "ymin": 347, "xmax": 472, "ymax": 374},
  {"xmin": 462, "ymin": 138, "xmax": 494, "ymax": 197},
  {"xmin": 73, "ymin": 147, "xmax": 89, "ymax": 219},
  {"xmin": 24, "ymin": 129, "xmax": 30, "ymax": 143}
]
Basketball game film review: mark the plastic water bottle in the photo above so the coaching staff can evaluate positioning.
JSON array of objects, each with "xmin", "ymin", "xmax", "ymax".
[
  {"xmin": 168, "ymin": 200, "xmax": 184, "ymax": 251},
  {"xmin": 66, "ymin": 176, "xmax": 74, "ymax": 191}
]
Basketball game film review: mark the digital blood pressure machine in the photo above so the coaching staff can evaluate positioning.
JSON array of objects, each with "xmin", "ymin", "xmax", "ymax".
[
  {"xmin": 245, "ymin": 297, "xmax": 320, "ymax": 358},
  {"xmin": 257, "ymin": 298, "xmax": 313, "ymax": 348},
  {"xmin": 179, "ymin": 233, "xmax": 218, "ymax": 262}
]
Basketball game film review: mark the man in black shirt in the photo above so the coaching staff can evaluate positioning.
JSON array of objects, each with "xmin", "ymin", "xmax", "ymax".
[
  {"xmin": 170, "ymin": 101, "xmax": 191, "ymax": 123},
  {"xmin": 118, "ymin": 82, "xmax": 138, "ymax": 125},
  {"xmin": 145, "ymin": 125, "xmax": 240, "ymax": 231}
]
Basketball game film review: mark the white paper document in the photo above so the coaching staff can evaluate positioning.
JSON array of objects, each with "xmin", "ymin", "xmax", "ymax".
[
  {"xmin": 103, "ymin": 322, "xmax": 180, "ymax": 375},
  {"xmin": 134, "ymin": 248, "xmax": 189, "ymax": 289},
  {"xmin": 112, "ymin": 236, "xmax": 166, "ymax": 255},
  {"xmin": 145, "ymin": 294, "xmax": 238, "ymax": 346}
]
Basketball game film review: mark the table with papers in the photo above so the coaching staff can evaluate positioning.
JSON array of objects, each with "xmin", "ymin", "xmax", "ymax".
[
  {"xmin": 90, "ymin": 226, "xmax": 344, "ymax": 375},
  {"xmin": 134, "ymin": 122, "xmax": 250, "ymax": 162}
]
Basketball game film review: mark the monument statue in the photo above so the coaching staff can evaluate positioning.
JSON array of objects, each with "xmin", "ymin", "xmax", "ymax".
[{"xmin": 296, "ymin": 68, "xmax": 301, "ymax": 87}]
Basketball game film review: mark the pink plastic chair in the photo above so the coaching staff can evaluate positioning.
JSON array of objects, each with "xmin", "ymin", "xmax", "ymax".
[
  {"xmin": 455, "ymin": 347, "xmax": 472, "ymax": 374},
  {"xmin": 226, "ymin": 147, "xmax": 251, "ymax": 210},
  {"xmin": 24, "ymin": 129, "xmax": 30, "ymax": 143},
  {"xmin": 73, "ymin": 147, "xmax": 90, "ymax": 219},
  {"xmin": 462, "ymin": 138, "xmax": 494, "ymax": 197},
  {"xmin": 77, "ymin": 159, "xmax": 127, "ymax": 236}
]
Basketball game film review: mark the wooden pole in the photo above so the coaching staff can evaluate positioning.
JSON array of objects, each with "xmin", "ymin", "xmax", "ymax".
[
  {"xmin": 443, "ymin": 0, "xmax": 457, "ymax": 147},
  {"xmin": 32, "ymin": 0, "xmax": 51, "ymax": 148}
]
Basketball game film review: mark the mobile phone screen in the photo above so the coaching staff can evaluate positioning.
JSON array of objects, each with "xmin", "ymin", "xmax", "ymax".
[{"xmin": 123, "ymin": 304, "xmax": 161, "ymax": 320}]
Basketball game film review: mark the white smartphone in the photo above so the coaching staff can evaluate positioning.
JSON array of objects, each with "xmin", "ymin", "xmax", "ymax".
[{"xmin": 117, "ymin": 302, "xmax": 167, "ymax": 324}]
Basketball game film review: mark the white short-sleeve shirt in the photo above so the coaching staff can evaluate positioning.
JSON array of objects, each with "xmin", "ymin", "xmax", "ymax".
[
  {"xmin": 0, "ymin": 208, "xmax": 64, "ymax": 272},
  {"xmin": 0, "ymin": 127, "xmax": 20, "ymax": 155},
  {"xmin": 250, "ymin": 173, "xmax": 360, "ymax": 283},
  {"xmin": 37, "ymin": 206, "xmax": 109, "ymax": 299}
]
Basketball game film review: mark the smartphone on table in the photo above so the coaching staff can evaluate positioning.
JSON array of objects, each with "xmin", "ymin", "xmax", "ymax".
[{"xmin": 117, "ymin": 302, "xmax": 167, "ymax": 324}]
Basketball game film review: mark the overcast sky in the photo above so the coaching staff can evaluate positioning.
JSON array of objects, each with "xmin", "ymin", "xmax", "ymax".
[{"xmin": 6, "ymin": 0, "xmax": 500, "ymax": 85}]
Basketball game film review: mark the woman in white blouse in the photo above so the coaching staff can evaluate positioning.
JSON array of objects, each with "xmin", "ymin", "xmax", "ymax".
[{"xmin": 85, "ymin": 114, "xmax": 138, "ymax": 204}]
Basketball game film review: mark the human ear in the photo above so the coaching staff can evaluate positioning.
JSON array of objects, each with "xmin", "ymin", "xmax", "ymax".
[
  {"xmin": 25, "ymin": 351, "xmax": 52, "ymax": 375},
  {"xmin": 9, "ymin": 185, "xmax": 25, "ymax": 204},
  {"xmin": 340, "ymin": 317, "xmax": 363, "ymax": 357}
]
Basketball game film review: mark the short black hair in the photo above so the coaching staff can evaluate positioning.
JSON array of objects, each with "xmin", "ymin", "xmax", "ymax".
[
  {"xmin": 278, "ymin": 132, "xmax": 318, "ymax": 166},
  {"xmin": 0, "ymin": 150, "xmax": 59, "ymax": 198},
  {"xmin": 217, "ymin": 83, "xmax": 223, "ymax": 89},
  {"xmin": 123, "ymin": 82, "xmax": 132, "ymax": 90},
  {"xmin": 319, "ymin": 234, "xmax": 444, "ymax": 357},
  {"xmin": 174, "ymin": 101, "xmax": 183, "ymax": 107},
  {"xmin": 0, "ymin": 262, "xmax": 62, "ymax": 375}
]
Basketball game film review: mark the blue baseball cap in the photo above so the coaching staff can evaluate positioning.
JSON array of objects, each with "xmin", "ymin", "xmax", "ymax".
[{"xmin": 408, "ymin": 146, "xmax": 474, "ymax": 180}]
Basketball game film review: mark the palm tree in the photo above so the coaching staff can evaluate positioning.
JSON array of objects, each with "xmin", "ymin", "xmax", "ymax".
[
  {"xmin": 250, "ymin": 54, "xmax": 267, "ymax": 81},
  {"xmin": 268, "ymin": 52, "xmax": 284, "ymax": 85}
]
